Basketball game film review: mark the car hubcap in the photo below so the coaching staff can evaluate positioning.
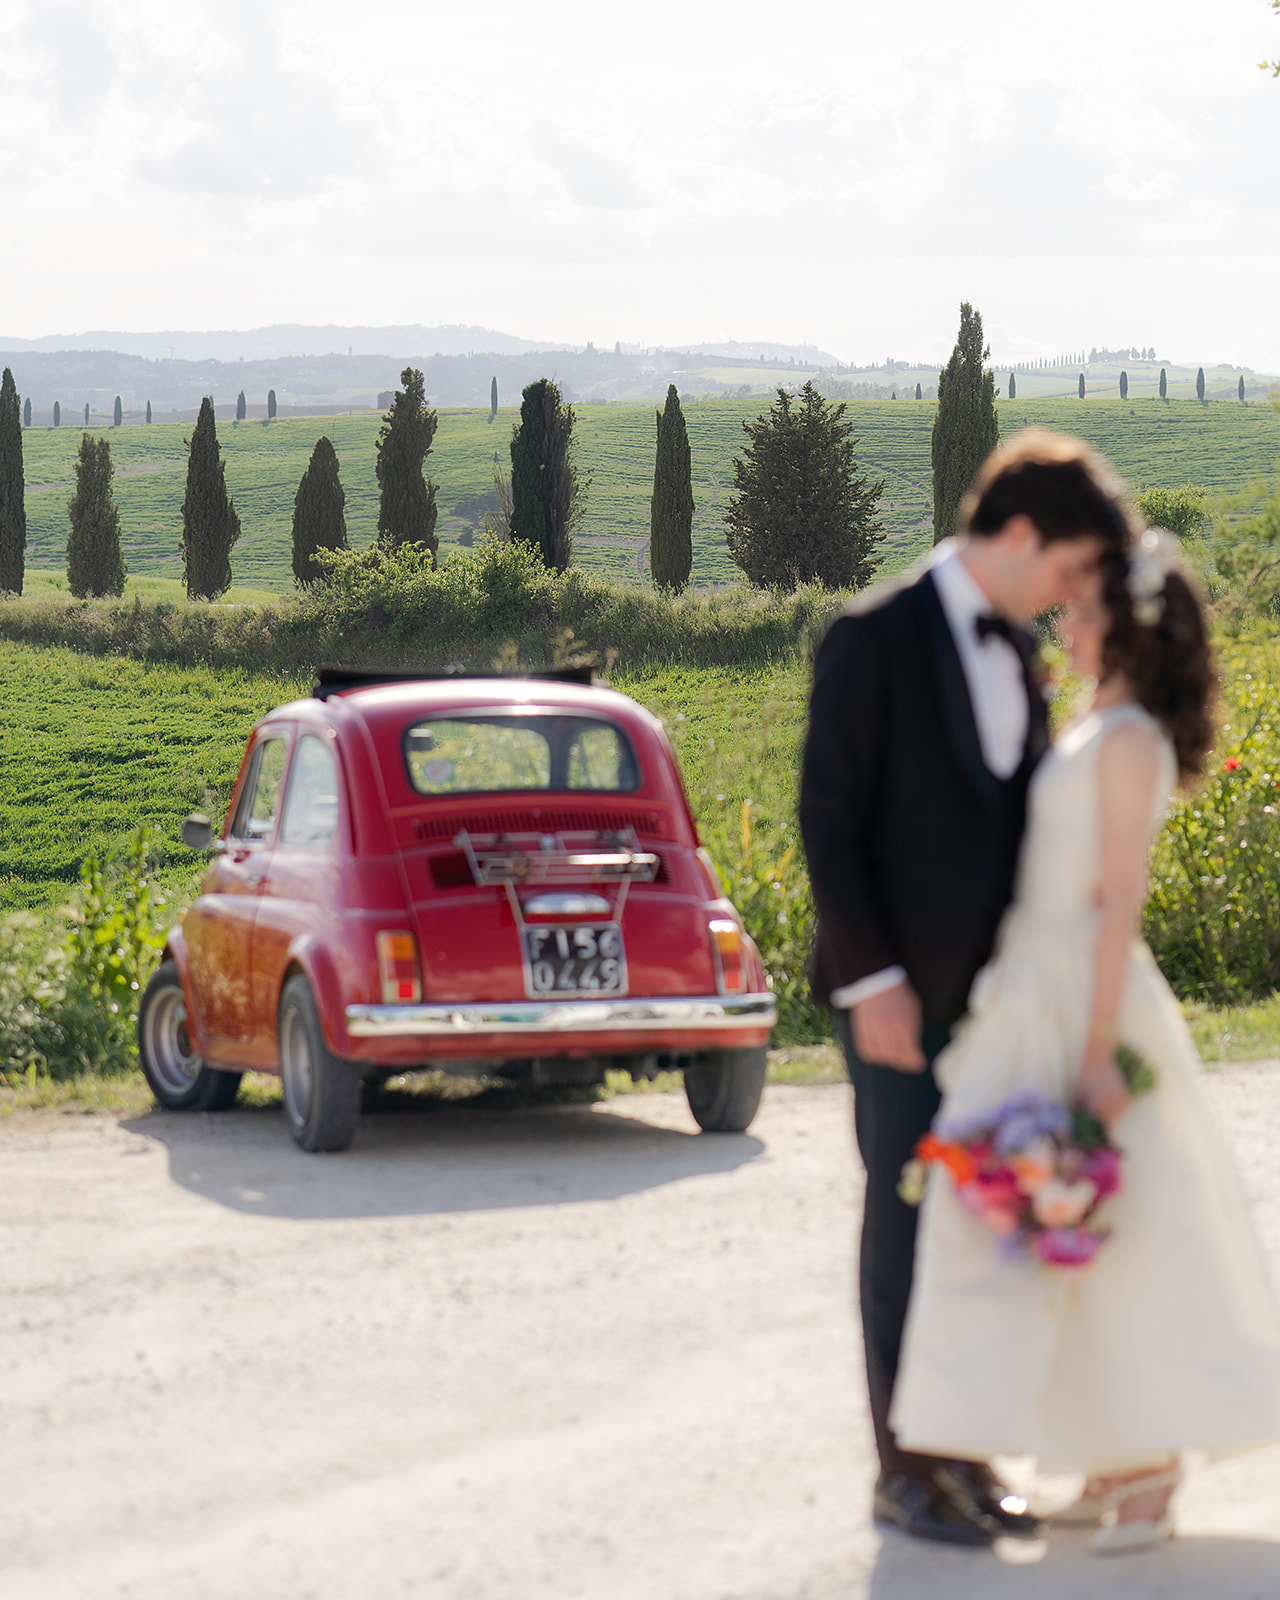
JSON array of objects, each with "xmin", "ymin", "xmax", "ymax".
[
  {"xmin": 281, "ymin": 1007, "xmax": 313, "ymax": 1128},
  {"xmin": 143, "ymin": 984, "xmax": 201, "ymax": 1097}
]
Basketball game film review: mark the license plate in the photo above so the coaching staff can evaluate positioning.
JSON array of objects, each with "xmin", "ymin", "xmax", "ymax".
[{"xmin": 523, "ymin": 923, "xmax": 627, "ymax": 996}]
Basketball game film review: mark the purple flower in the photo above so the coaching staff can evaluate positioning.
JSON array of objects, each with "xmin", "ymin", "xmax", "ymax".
[
  {"xmin": 1082, "ymin": 1145, "xmax": 1123, "ymax": 1201},
  {"xmin": 991, "ymin": 1094, "xmax": 1072, "ymax": 1156},
  {"xmin": 1034, "ymin": 1227, "xmax": 1105, "ymax": 1268}
]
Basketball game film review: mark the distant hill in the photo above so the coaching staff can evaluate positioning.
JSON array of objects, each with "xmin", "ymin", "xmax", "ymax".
[{"xmin": 0, "ymin": 323, "xmax": 571, "ymax": 363}]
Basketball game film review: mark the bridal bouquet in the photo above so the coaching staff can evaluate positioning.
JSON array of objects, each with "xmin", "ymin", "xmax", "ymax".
[{"xmin": 898, "ymin": 1048, "xmax": 1155, "ymax": 1270}]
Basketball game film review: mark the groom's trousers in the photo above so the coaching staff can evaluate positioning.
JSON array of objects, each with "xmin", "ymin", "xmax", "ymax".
[{"xmin": 839, "ymin": 1011, "xmax": 951, "ymax": 1473}]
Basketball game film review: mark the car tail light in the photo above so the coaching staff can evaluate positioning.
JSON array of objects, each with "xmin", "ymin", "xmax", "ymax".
[
  {"xmin": 708, "ymin": 918, "xmax": 747, "ymax": 995},
  {"xmin": 376, "ymin": 931, "xmax": 421, "ymax": 1004}
]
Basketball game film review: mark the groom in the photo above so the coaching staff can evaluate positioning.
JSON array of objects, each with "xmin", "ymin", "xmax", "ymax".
[{"xmin": 799, "ymin": 431, "xmax": 1132, "ymax": 1546}]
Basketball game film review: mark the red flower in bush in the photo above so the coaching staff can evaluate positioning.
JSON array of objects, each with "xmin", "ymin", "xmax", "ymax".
[{"xmin": 1223, "ymin": 756, "xmax": 1241, "ymax": 772}]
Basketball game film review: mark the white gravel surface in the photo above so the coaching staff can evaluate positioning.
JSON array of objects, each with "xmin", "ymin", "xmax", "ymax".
[{"xmin": 4, "ymin": 1068, "xmax": 1280, "ymax": 1600}]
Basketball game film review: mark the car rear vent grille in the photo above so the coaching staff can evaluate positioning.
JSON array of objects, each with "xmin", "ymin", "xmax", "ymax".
[
  {"xmin": 411, "ymin": 807, "xmax": 668, "ymax": 842},
  {"xmin": 430, "ymin": 848, "xmax": 668, "ymax": 889}
]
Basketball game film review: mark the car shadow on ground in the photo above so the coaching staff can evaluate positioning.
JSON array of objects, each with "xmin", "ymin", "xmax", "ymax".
[
  {"xmin": 868, "ymin": 1525, "xmax": 1280, "ymax": 1597},
  {"xmin": 121, "ymin": 1100, "xmax": 765, "ymax": 1221}
]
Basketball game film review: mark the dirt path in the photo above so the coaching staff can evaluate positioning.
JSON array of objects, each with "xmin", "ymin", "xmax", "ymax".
[{"xmin": 4, "ymin": 1070, "xmax": 1280, "ymax": 1599}]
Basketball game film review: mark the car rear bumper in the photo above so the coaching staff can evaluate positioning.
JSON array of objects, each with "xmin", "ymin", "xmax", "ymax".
[{"xmin": 344, "ymin": 992, "xmax": 776, "ymax": 1038}]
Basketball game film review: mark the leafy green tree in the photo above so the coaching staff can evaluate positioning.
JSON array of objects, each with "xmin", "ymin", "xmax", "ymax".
[
  {"xmin": 1240, "ymin": 374, "xmax": 1247, "ymax": 402},
  {"xmin": 267, "ymin": 389, "xmax": 277, "ymax": 421},
  {"xmin": 489, "ymin": 376, "xmax": 498, "ymax": 422},
  {"xmin": 0, "ymin": 367, "xmax": 26, "ymax": 593},
  {"xmin": 1008, "ymin": 372, "xmax": 1016, "ymax": 400},
  {"xmin": 1120, "ymin": 370, "xmax": 1129, "ymax": 401},
  {"xmin": 724, "ymin": 382, "xmax": 885, "ymax": 590},
  {"xmin": 1160, "ymin": 368, "xmax": 1168, "ymax": 401},
  {"xmin": 291, "ymin": 435, "xmax": 348, "ymax": 586},
  {"xmin": 66, "ymin": 433, "xmax": 126, "ymax": 597},
  {"xmin": 23, "ymin": 397, "xmax": 31, "ymax": 427},
  {"xmin": 146, "ymin": 401, "xmax": 152, "ymax": 424},
  {"xmin": 931, "ymin": 302, "xmax": 998, "ymax": 543},
  {"xmin": 376, "ymin": 367, "xmax": 439, "ymax": 560},
  {"xmin": 1135, "ymin": 483, "xmax": 1210, "ymax": 541},
  {"xmin": 650, "ymin": 384, "xmax": 693, "ymax": 592},
  {"xmin": 1197, "ymin": 367, "xmax": 1206, "ymax": 403},
  {"xmin": 53, "ymin": 401, "xmax": 60, "ymax": 427},
  {"xmin": 182, "ymin": 396, "xmax": 241, "ymax": 600},
  {"xmin": 236, "ymin": 390, "xmax": 246, "ymax": 422},
  {"xmin": 509, "ymin": 378, "xmax": 583, "ymax": 572},
  {"xmin": 113, "ymin": 395, "xmax": 123, "ymax": 426}
]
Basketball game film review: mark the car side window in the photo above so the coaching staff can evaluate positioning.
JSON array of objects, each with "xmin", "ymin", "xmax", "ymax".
[
  {"xmin": 232, "ymin": 736, "xmax": 289, "ymax": 841},
  {"xmin": 280, "ymin": 735, "xmax": 341, "ymax": 849}
]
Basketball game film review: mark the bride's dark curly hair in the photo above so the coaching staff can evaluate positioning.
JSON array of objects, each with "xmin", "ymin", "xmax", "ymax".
[{"xmin": 1099, "ymin": 545, "xmax": 1216, "ymax": 784}]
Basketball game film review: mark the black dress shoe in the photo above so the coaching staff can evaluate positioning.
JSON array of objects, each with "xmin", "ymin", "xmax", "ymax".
[
  {"xmin": 932, "ymin": 1461, "xmax": 1046, "ymax": 1541},
  {"xmin": 873, "ymin": 1470, "xmax": 998, "ymax": 1548}
]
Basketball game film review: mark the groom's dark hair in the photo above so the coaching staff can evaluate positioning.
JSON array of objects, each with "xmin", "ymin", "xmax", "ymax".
[{"xmin": 961, "ymin": 429, "xmax": 1133, "ymax": 551}]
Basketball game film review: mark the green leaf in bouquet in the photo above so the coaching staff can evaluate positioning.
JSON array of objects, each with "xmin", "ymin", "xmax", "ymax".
[{"xmin": 1116, "ymin": 1043, "xmax": 1157, "ymax": 1097}]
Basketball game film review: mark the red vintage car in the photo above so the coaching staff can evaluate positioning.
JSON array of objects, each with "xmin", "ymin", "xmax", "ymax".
[{"xmin": 138, "ymin": 669, "xmax": 775, "ymax": 1151}]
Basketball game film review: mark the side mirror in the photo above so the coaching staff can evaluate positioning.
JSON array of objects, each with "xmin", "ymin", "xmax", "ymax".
[{"xmin": 181, "ymin": 813, "xmax": 214, "ymax": 851}]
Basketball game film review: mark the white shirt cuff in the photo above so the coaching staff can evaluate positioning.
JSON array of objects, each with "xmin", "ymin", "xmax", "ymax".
[{"xmin": 830, "ymin": 965, "xmax": 908, "ymax": 1009}]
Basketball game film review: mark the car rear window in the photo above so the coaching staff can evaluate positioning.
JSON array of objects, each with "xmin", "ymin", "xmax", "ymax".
[{"xmin": 403, "ymin": 715, "xmax": 639, "ymax": 795}]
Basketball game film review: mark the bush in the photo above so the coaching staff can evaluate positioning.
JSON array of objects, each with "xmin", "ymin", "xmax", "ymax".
[{"xmin": 0, "ymin": 828, "xmax": 167, "ymax": 1081}]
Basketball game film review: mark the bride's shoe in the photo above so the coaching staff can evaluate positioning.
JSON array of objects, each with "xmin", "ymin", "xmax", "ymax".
[{"xmin": 1087, "ymin": 1465, "xmax": 1181, "ymax": 1555}]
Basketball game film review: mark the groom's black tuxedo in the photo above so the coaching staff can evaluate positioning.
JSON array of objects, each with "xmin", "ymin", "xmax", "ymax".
[{"xmin": 799, "ymin": 563, "xmax": 1049, "ymax": 1473}]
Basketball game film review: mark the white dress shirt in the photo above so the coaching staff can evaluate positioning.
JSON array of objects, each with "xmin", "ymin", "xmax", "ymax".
[{"xmin": 831, "ymin": 539, "xmax": 1029, "ymax": 1009}]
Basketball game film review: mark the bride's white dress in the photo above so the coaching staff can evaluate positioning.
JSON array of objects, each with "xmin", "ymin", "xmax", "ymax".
[{"xmin": 891, "ymin": 703, "xmax": 1280, "ymax": 1473}]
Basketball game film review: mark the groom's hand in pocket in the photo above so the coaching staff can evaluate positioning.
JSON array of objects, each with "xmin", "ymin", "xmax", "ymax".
[{"xmin": 852, "ymin": 984, "xmax": 927, "ymax": 1072}]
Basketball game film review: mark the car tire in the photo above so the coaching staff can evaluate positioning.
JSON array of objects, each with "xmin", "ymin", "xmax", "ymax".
[
  {"xmin": 137, "ymin": 959, "xmax": 242, "ymax": 1112},
  {"xmin": 279, "ymin": 974, "xmax": 361, "ymax": 1153},
  {"xmin": 683, "ymin": 1045, "xmax": 767, "ymax": 1133}
]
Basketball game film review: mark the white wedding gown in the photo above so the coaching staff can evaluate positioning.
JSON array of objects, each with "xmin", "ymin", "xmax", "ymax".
[{"xmin": 891, "ymin": 703, "xmax": 1280, "ymax": 1473}]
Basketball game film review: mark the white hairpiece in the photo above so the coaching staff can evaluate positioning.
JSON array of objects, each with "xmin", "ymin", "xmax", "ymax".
[{"xmin": 1127, "ymin": 527, "xmax": 1179, "ymax": 626}]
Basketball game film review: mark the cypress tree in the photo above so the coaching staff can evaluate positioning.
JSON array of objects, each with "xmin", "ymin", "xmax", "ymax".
[
  {"xmin": 489, "ymin": 376, "xmax": 498, "ymax": 422},
  {"xmin": 1159, "ymin": 368, "xmax": 1168, "ymax": 401},
  {"xmin": 650, "ymin": 384, "xmax": 693, "ymax": 592},
  {"xmin": 1008, "ymin": 372, "xmax": 1016, "ymax": 400},
  {"xmin": 1079, "ymin": 372, "xmax": 1086, "ymax": 399},
  {"xmin": 915, "ymin": 382, "xmax": 922, "ymax": 400},
  {"xmin": 509, "ymin": 378, "xmax": 582, "ymax": 572},
  {"xmin": 182, "ymin": 396, "xmax": 241, "ymax": 600},
  {"xmin": 1119, "ymin": 370, "xmax": 1128, "ymax": 401},
  {"xmin": 1239, "ymin": 374, "xmax": 1246, "ymax": 402},
  {"xmin": 236, "ymin": 390, "xmax": 247, "ymax": 422},
  {"xmin": 931, "ymin": 302, "xmax": 998, "ymax": 544},
  {"xmin": 724, "ymin": 382, "xmax": 885, "ymax": 590},
  {"xmin": 54, "ymin": 401, "xmax": 60, "ymax": 428},
  {"xmin": 267, "ymin": 389, "xmax": 277, "ymax": 421},
  {"xmin": 291, "ymin": 436, "xmax": 347, "ymax": 586},
  {"xmin": 84, "ymin": 403, "xmax": 90, "ymax": 427},
  {"xmin": 113, "ymin": 395, "xmax": 123, "ymax": 426},
  {"xmin": 146, "ymin": 401, "xmax": 152, "ymax": 424},
  {"xmin": 66, "ymin": 433, "xmax": 126, "ymax": 598},
  {"xmin": 1196, "ymin": 367, "xmax": 1206, "ymax": 403},
  {"xmin": 0, "ymin": 367, "xmax": 26, "ymax": 594},
  {"xmin": 375, "ymin": 367, "xmax": 439, "ymax": 559},
  {"xmin": 23, "ymin": 397, "xmax": 31, "ymax": 427}
]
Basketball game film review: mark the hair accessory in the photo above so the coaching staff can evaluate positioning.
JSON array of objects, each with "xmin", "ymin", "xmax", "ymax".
[{"xmin": 1126, "ymin": 527, "xmax": 1178, "ymax": 626}]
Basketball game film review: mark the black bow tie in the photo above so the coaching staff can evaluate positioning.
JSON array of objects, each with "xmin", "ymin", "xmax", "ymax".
[{"xmin": 974, "ymin": 612, "xmax": 1018, "ymax": 647}]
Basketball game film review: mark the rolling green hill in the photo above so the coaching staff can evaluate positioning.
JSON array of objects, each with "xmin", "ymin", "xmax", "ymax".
[{"xmin": 15, "ymin": 395, "xmax": 1279, "ymax": 592}]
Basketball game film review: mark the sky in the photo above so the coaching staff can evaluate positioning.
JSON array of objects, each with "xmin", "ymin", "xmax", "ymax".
[{"xmin": 2, "ymin": 0, "xmax": 1279, "ymax": 369}]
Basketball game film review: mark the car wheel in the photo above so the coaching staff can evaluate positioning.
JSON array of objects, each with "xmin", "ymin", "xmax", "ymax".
[
  {"xmin": 684, "ymin": 1045, "xmax": 767, "ymax": 1133},
  {"xmin": 137, "ymin": 959, "xmax": 242, "ymax": 1112},
  {"xmin": 279, "ymin": 974, "xmax": 361, "ymax": 1153}
]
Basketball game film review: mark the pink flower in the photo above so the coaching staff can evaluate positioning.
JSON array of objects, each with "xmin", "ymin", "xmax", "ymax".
[
  {"xmin": 1031, "ymin": 1178, "xmax": 1098, "ymax": 1228},
  {"xmin": 1083, "ymin": 1145, "xmax": 1123, "ymax": 1200},
  {"xmin": 1010, "ymin": 1137, "xmax": 1057, "ymax": 1194},
  {"xmin": 1035, "ymin": 1228, "xmax": 1105, "ymax": 1268}
]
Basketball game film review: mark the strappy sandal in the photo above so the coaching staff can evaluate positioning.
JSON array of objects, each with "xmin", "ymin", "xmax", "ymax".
[{"xmin": 1088, "ymin": 1465, "xmax": 1181, "ymax": 1555}]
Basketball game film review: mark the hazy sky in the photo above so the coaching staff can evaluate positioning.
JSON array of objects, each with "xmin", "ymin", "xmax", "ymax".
[{"xmin": 3, "ymin": 0, "xmax": 1279, "ymax": 367}]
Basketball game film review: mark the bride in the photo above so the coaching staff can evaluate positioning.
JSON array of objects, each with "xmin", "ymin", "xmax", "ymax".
[{"xmin": 890, "ymin": 530, "xmax": 1280, "ymax": 1552}]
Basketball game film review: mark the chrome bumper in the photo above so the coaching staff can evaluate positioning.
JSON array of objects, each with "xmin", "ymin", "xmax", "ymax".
[{"xmin": 345, "ymin": 992, "xmax": 776, "ymax": 1038}]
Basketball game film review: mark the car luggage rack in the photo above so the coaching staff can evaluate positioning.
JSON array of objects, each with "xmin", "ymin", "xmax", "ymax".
[{"xmin": 454, "ymin": 828, "xmax": 660, "ymax": 888}]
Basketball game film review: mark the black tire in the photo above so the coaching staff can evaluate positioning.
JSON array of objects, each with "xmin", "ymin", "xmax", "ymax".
[
  {"xmin": 684, "ymin": 1045, "xmax": 768, "ymax": 1133},
  {"xmin": 278, "ymin": 974, "xmax": 361, "ymax": 1152},
  {"xmin": 137, "ymin": 959, "xmax": 242, "ymax": 1112}
]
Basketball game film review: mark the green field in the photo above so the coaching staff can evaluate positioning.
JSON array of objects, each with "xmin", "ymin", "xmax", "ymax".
[{"xmin": 16, "ymin": 395, "xmax": 1279, "ymax": 593}]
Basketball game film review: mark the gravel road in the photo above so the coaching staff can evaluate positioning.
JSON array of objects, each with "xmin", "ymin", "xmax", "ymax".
[{"xmin": 5, "ymin": 1069, "xmax": 1280, "ymax": 1600}]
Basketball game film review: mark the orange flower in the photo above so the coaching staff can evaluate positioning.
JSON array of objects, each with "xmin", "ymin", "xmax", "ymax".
[
  {"xmin": 916, "ymin": 1132, "xmax": 977, "ymax": 1186},
  {"xmin": 1224, "ymin": 756, "xmax": 1241, "ymax": 772}
]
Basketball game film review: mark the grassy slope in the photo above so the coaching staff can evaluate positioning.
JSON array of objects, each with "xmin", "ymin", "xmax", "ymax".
[{"xmin": 16, "ymin": 397, "xmax": 1278, "ymax": 593}]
